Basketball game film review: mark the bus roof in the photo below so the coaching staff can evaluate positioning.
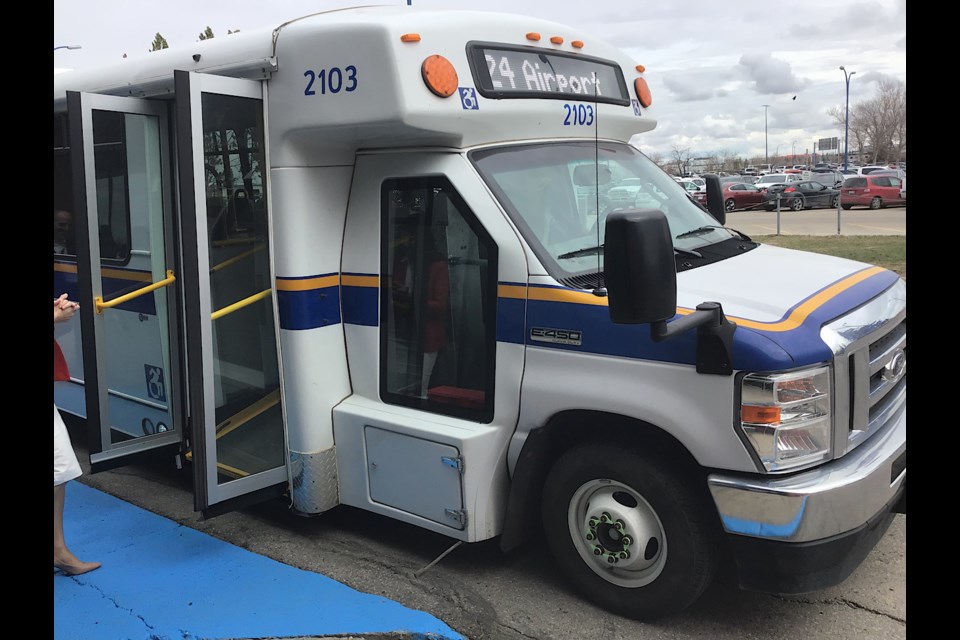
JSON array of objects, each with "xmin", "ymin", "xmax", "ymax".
[{"xmin": 54, "ymin": 6, "xmax": 656, "ymax": 155}]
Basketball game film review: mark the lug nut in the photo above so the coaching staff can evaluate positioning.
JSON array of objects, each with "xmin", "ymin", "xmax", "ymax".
[{"xmin": 585, "ymin": 532, "xmax": 595, "ymax": 541}]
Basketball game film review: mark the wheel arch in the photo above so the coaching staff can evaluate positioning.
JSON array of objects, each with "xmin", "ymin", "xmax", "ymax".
[{"xmin": 499, "ymin": 410, "xmax": 705, "ymax": 552}]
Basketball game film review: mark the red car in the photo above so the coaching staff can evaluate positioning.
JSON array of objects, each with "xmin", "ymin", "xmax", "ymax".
[
  {"xmin": 721, "ymin": 182, "xmax": 765, "ymax": 212},
  {"xmin": 840, "ymin": 175, "xmax": 906, "ymax": 210}
]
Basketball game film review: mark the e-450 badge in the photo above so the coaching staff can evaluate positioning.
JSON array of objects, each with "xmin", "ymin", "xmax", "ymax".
[{"xmin": 530, "ymin": 327, "xmax": 582, "ymax": 346}]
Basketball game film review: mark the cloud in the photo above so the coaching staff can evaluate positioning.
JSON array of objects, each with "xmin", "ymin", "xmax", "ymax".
[{"xmin": 738, "ymin": 53, "xmax": 810, "ymax": 95}]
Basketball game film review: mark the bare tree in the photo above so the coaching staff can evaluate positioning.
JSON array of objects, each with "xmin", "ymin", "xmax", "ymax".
[
  {"xmin": 670, "ymin": 146, "xmax": 693, "ymax": 176},
  {"xmin": 827, "ymin": 80, "xmax": 905, "ymax": 165}
]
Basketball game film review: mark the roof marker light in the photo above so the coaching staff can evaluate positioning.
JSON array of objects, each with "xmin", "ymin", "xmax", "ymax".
[
  {"xmin": 401, "ymin": 33, "xmax": 421, "ymax": 43},
  {"xmin": 421, "ymin": 55, "xmax": 458, "ymax": 98},
  {"xmin": 571, "ymin": 40, "xmax": 584, "ymax": 49},
  {"xmin": 636, "ymin": 64, "xmax": 646, "ymax": 73},
  {"xmin": 634, "ymin": 77, "xmax": 652, "ymax": 108},
  {"xmin": 526, "ymin": 32, "xmax": 541, "ymax": 41},
  {"xmin": 550, "ymin": 36, "xmax": 564, "ymax": 44}
]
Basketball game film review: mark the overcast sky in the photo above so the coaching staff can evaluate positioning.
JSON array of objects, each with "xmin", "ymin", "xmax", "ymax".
[{"xmin": 53, "ymin": 0, "xmax": 906, "ymax": 162}]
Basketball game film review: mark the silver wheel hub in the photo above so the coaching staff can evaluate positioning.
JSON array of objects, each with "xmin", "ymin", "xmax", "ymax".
[{"xmin": 568, "ymin": 480, "xmax": 666, "ymax": 587}]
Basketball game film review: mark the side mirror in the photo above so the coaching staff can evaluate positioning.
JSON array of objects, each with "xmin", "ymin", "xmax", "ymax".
[
  {"xmin": 605, "ymin": 209, "xmax": 736, "ymax": 375},
  {"xmin": 703, "ymin": 174, "xmax": 725, "ymax": 224},
  {"xmin": 604, "ymin": 209, "xmax": 677, "ymax": 325}
]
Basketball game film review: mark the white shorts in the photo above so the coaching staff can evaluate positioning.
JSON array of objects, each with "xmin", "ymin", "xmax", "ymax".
[{"xmin": 54, "ymin": 404, "xmax": 82, "ymax": 486}]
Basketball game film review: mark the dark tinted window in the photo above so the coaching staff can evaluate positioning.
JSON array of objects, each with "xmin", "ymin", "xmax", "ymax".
[
  {"xmin": 871, "ymin": 177, "xmax": 891, "ymax": 187},
  {"xmin": 381, "ymin": 177, "xmax": 497, "ymax": 422},
  {"xmin": 843, "ymin": 178, "xmax": 867, "ymax": 188}
]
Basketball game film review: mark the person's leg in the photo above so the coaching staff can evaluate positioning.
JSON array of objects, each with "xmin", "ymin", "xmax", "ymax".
[
  {"xmin": 421, "ymin": 351, "xmax": 439, "ymax": 398},
  {"xmin": 54, "ymin": 482, "xmax": 101, "ymax": 575}
]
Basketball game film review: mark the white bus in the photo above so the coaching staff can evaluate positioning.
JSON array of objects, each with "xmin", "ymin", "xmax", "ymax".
[{"xmin": 53, "ymin": 5, "xmax": 905, "ymax": 619}]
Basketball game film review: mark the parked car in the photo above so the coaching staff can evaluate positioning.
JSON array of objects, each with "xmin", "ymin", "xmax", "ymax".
[
  {"xmin": 865, "ymin": 168, "xmax": 907, "ymax": 180},
  {"xmin": 840, "ymin": 175, "xmax": 906, "ymax": 209},
  {"xmin": 605, "ymin": 178, "xmax": 661, "ymax": 210},
  {"xmin": 856, "ymin": 165, "xmax": 888, "ymax": 176},
  {"xmin": 809, "ymin": 169, "xmax": 845, "ymax": 189},
  {"xmin": 676, "ymin": 179, "xmax": 707, "ymax": 205},
  {"xmin": 721, "ymin": 182, "xmax": 765, "ymax": 212},
  {"xmin": 763, "ymin": 180, "xmax": 840, "ymax": 211},
  {"xmin": 754, "ymin": 173, "xmax": 803, "ymax": 192}
]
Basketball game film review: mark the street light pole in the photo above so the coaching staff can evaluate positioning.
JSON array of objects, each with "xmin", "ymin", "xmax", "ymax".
[
  {"xmin": 54, "ymin": 45, "xmax": 82, "ymax": 51},
  {"xmin": 839, "ymin": 66, "xmax": 856, "ymax": 170},
  {"xmin": 762, "ymin": 104, "xmax": 770, "ymax": 167}
]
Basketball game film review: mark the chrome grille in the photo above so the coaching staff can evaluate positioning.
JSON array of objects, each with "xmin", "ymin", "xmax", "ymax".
[{"xmin": 820, "ymin": 278, "xmax": 906, "ymax": 455}]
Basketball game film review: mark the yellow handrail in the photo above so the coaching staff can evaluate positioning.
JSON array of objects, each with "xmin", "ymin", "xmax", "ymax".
[
  {"xmin": 95, "ymin": 270, "xmax": 176, "ymax": 314},
  {"xmin": 211, "ymin": 288, "xmax": 272, "ymax": 320},
  {"xmin": 210, "ymin": 243, "xmax": 266, "ymax": 273}
]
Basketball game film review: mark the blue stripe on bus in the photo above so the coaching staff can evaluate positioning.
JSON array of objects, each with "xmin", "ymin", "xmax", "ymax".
[
  {"xmin": 276, "ymin": 287, "xmax": 342, "ymax": 330},
  {"xmin": 497, "ymin": 296, "xmax": 526, "ymax": 344},
  {"xmin": 341, "ymin": 285, "xmax": 379, "ymax": 327}
]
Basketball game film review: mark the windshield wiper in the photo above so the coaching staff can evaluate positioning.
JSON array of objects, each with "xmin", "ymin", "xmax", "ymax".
[
  {"xmin": 675, "ymin": 225, "xmax": 752, "ymax": 242},
  {"xmin": 675, "ymin": 225, "xmax": 723, "ymax": 239},
  {"xmin": 558, "ymin": 244, "xmax": 603, "ymax": 260}
]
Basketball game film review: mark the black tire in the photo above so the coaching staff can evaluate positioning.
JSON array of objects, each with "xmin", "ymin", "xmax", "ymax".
[
  {"xmin": 831, "ymin": 195, "xmax": 840, "ymax": 208},
  {"xmin": 841, "ymin": 204, "xmax": 853, "ymax": 210},
  {"xmin": 541, "ymin": 443, "xmax": 721, "ymax": 620},
  {"xmin": 790, "ymin": 197, "xmax": 804, "ymax": 211},
  {"xmin": 870, "ymin": 197, "xmax": 882, "ymax": 210},
  {"xmin": 724, "ymin": 198, "xmax": 736, "ymax": 212}
]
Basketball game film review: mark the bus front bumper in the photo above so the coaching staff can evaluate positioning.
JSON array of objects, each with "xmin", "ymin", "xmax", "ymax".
[{"xmin": 706, "ymin": 403, "xmax": 905, "ymax": 594}]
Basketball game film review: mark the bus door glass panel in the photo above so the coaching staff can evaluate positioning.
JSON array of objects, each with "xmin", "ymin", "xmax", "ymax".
[
  {"xmin": 204, "ymin": 92, "xmax": 283, "ymax": 483},
  {"xmin": 381, "ymin": 178, "xmax": 498, "ymax": 423},
  {"xmin": 180, "ymin": 71, "xmax": 287, "ymax": 509},
  {"xmin": 70, "ymin": 94, "xmax": 181, "ymax": 464}
]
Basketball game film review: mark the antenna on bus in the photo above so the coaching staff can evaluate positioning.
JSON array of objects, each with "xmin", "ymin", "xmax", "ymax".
[{"xmin": 592, "ymin": 74, "xmax": 607, "ymax": 298}]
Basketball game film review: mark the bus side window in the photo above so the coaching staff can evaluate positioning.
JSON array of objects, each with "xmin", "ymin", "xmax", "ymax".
[{"xmin": 381, "ymin": 178, "xmax": 498, "ymax": 422}]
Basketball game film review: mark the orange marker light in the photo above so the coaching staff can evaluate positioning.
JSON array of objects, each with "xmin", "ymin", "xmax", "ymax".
[
  {"xmin": 526, "ymin": 32, "xmax": 541, "ymax": 41},
  {"xmin": 634, "ymin": 77, "xmax": 652, "ymax": 108},
  {"xmin": 400, "ymin": 33, "xmax": 421, "ymax": 43},
  {"xmin": 550, "ymin": 36, "xmax": 564, "ymax": 44},
  {"xmin": 635, "ymin": 64, "xmax": 646, "ymax": 73},
  {"xmin": 571, "ymin": 40, "xmax": 584, "ymax": 49},
  {"xmin": 421, "ymin": 55, "xmax": 458, "ymax": 98},
  {"xmin": 741, "ymin": 405, "xmax": 781, "ymax": 425}
]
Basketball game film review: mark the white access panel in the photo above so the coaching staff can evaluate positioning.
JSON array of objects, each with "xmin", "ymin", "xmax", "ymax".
[{"xmin": 365, "ymin": 426, "xmax": 465, "ymax": 530}]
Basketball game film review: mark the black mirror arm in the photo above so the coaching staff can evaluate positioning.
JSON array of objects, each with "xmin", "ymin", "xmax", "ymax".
[{"xmin": 651, "ymin": 302, "xmax": 736, "ymax": 375}]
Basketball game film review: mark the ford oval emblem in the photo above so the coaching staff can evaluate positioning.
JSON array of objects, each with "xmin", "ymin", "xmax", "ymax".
[{"xmin": 882, "ymin": 350, "xmax": 906, "ymax": 382}]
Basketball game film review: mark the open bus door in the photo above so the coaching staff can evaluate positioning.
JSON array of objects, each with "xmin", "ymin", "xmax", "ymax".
[
  {"xmin": 174, "ymin": 71, "xmax": 289, "ymax": 517},
  {"xmin": 66, "ymin": 92, "xmax": 184, "ymax": 470}
]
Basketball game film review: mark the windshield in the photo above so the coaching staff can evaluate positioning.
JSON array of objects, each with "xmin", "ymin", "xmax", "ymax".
[{"xmin": 470, "ymin": 141, "xmax": 736, "ymax": 279}]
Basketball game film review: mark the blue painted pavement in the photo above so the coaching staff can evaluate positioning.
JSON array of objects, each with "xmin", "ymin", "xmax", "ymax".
[{"xmin": 54, "ymin": 483, "xmax": 465, "ymax": 640}]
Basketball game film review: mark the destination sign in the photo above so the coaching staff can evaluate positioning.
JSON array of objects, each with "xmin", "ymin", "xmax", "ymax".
[{"xmin": 467, "ymin": 43, "xmax": 630, "ymax": 105}]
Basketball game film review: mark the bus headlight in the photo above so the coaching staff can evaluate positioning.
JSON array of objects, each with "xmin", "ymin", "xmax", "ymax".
[{"xmin": 738, "ymin": 365, "xmax": 832, "ymax": 472}]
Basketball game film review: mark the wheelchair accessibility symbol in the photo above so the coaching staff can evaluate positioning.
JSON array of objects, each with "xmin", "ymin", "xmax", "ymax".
[
  {"xmin": 145, "ymin": 365, "xmax": 167, "ymax": 402},
  {"xmin": 459, "ymin": 87, "xmax": 479, "ymax": 110}
]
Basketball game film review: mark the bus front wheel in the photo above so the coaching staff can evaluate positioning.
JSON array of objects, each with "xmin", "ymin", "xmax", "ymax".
[{"xmin": 541, "ymin": 443, "xmax": 721, "ymax": 620}]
